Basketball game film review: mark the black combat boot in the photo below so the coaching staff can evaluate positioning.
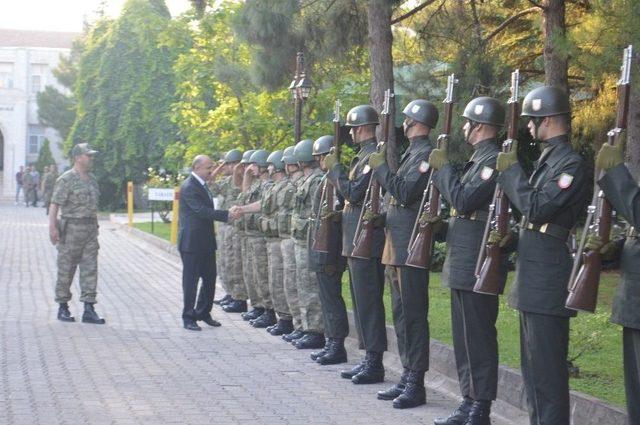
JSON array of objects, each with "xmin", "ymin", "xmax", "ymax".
[
  {"xmin": 351, "ymin": 351, "xmax": 385, "ymax": 384},
  {"xmin": 268, "ymin": 319, "xmax": 294, "ymax": 336},
  {"xmin": 317, "ymin": 338, "xmax": 347, "ymax": 365},
  {"xmin": 241, "ymin": 307, "xmax": 264, "ymax": 321},
  {"xmin": 340, "ymin": 360, "xmax": 365, "ymax": 379},
  {"xmin": 393, "ymin": 369, "xmax": 426, "ymax": 409},
  {"xmin": 434, "ymin": 397, "xmax": 474, "ymax": 425},
  {"xmin": 213, "ymin": 294, "xmax": 232, "ymax": 305},
  {"xmin": 282, "ymin": 329, "xmax": 305, "ymax": 342},
  {"xmin": 377, "ymin": 368, "xmax": 409, "ymax": 400},
  {"xmin": 311, "ymin": 338, "xmax": 332, "ymax": 361},
  {"xmin": 464, "ymin": 401, "xmax": 491, "ymax": 425},
  {"xmin": 250, "ymin": 309, "xmax": 277, "ymax": 328},
  {"xmin": 82, "ymin": 303, "xmax": 106, "ymax": 325},
  {"xmin": 57, "ymin": 303, "xmax": 75, "ymax": 322},
  {"xmin": 222, "ymin": 299, "xmax": 247, "ymax": 313},
  {"xmin": 220, "ymin": 295, "xmax": 234, "ymax": 306},
  {"xmin": 293, "ymin": 331, "xmax": 325, "ymax": 349}
]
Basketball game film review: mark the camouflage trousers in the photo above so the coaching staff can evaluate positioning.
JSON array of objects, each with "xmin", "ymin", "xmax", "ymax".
[
  {"xmin": 247, "ymin": 235, "xmax": 272, "ymax": 310},
  {"xmin": 282, "ymin": 238, "xmax": 302, "ymax": 330},
  {"xmin": 267, "ymin": 238, "xmax": 290, "ymax": 319},
  {"xmin": 225, "ymin": 226, "xmax": 247, "ymax": 300},
  {"xmin": 241, "ymin": 235, "xmax": 261, "ymax": 307},
  {"xmin": 294, "ymin": 240, "xmax": 324, "ymax": 333},
  {"xmin": 216, "ymin": 224, "xmax": 229, "ymax": 293},
  {"xmin": 55, "ymin": 222, "xmax": 99, "ymax": 304}
]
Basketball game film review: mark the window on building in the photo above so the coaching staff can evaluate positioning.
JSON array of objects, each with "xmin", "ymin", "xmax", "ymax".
[
  {"xmin": 0, "ymin": 62, "xmax": 14, "ymax": 89},
  {"xmin": 31, "ymin": 75, "xmax": 42, "ymax": 93},
  {"xmin": 28, "ymin": 126, "xmax": 44, "ymax": 155},
  {"xmin": 30, "ymin": 63, "xmax": 47, "ymax": 94}
]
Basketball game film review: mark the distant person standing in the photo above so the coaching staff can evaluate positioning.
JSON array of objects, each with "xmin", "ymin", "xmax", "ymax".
[
  {"xmin": 15, "ymin": 166, "xmax": 24, "ymax": 205},
  {"xmin": 30, "ymin": 166, "xmax": 41, "ymax": 207},
  {"xmin": 48, "ymin": 144, "xmax": 105, "ymax": 324},
  {"xmin": 22, "ymin": 166, "xmax": 34, "ymax": 207},
  {"xmin": 42, "ymin": 164, "xmax": 58, "ymax": 214}
]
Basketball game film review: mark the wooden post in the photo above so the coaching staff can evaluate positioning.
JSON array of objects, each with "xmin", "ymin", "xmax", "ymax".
[
  {"xmin": 170, "ymin": 187, "xmax": 180, "ymax": 245},
  {"xmin": 127, "ymin": 181, "xmax": 134, "ymax": 227}
]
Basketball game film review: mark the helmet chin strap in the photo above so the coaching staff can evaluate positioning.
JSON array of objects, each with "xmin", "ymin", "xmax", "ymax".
[
  {"xmin": 403, "ymin": 119, "xmax": 417, "ymax": 135},
  {"xmin": 465, "ymin": 120, "xmax": 479, "ymax": 144},
  {"xmin": 532, "ymin": 117, "xmax": 544, "ymax": 141}
]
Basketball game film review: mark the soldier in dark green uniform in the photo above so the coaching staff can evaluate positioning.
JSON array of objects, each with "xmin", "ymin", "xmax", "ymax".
[
  {"xmin": 495, "ymin": 86, "xmax": 588, "ymax": 425},
  {"xmin": 592, "ymin": 142, "xmax": 640, "ymax": 425},
  {"xmin": 368, "ymin": 99, "xmax": 437, "ymax": 408},
  {"xmin": 431, "ymin": 97, "xmax": 509, "ymax": 424},
  {"xmin": 309, "ymin": 135, "xmax": 349, "ymax": 365},
  {"xmin": 325, "ymin": 105, "xmax": 387, "ymax": 384}
]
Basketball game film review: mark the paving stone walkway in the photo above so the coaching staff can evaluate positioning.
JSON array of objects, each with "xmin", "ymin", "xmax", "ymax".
[{"xmin": 0, "ymin": 202, "xmax": 464, "ymax": 425}]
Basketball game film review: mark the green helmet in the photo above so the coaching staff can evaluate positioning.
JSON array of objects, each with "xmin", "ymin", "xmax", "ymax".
[
  {"xmin": 402, "ymin": 99, "xmax": 439, "ymax": 129},
  {"xmin": 312, "ymin": 135, "xmax": 333, "ymax": 155},
  {"xmin": 240, "ymin": 149, "xmax": 256, "ymax": 164},
  {"xmin": 283, "ymin": 146, "xmax": 297, "ymax": 165},
  {"xmin": 249, "ymin": 149, "xmax": 270, "ymax": 167},
  {"xmin": 345, "ymin": 105, "xmax": 379, "ymax": 127},
  {"xmin": 267, "ymin": 150, "xmax": 285, "ymax": 171},
  {"xmin": 462, "ymin": 97, "xmax": 505, "ymax": 127},
  {"xmin": 294, "ymin": 139, "xmax": 315, "ymax": 163},
  {"xmin": 224, "ymin": 148, "xmax": 242, "ymax": 163},
  {"xmin": 521, "ymin": 86, "xmax": 570, "ymax": 117}
]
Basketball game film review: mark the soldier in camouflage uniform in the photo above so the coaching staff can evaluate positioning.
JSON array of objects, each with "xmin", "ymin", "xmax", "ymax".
[
  {"xmin": 280, "ymin": 147, "xmax": 306, "ymax": 342},
  {"xmin": 48, "ymin": 143, "xmax": 105, "ymax": 325},
  {"xmin": 209, "ymin": 149, "xmax": 242, "ymax": 305},
  {"xmin": 22, "ymin": 166, "xmax": 34, "ymax": 207},
  {"xmin": 290, "ymin": 139, "xmax": 325, "ymax": 350},
  {"xmin": 42, "ymin": 164, "xmax": 58, "ymax": 215}
]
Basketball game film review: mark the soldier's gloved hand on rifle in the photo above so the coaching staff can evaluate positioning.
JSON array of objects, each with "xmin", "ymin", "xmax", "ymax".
[
  {"xmin": 595, "ymin": 143, "xmax": 624, "ymax": 171},
  {"xmin": 428, "ymin": 140, "xmax": 449, "ymax": 170},
  {"xmin": 488, "ymin": 230, "xmax": 512, "ymax": 248},
  {"xmin": 418, "ymin": 213, "xmax": 444, "ymax": 233},
  {"xmin": 322, "ymin": 210, "xmax": 341, "ymax": 222},
  {"xmin": 585, "ymin": 233, "xmax": 620, "ymax": 260},
  {"xmin": 368, "ymin": 144, "xmax": 387, "ymax": 169},
  {"xmin": 496, "ymin": 140, "xmax": 519, "ymax": 172},
  {"xmin": 324, "ymin": 151, "xmax": 339, "ymax": 170},
  {"xmin": 362, "ymin": 210, "xmax": 384, "ymax": 227}
]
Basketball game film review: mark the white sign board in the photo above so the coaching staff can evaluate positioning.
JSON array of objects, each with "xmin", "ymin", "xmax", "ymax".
[{"xmin": 148, "ymin": 188, "xmax": 175, "ymax": 201}]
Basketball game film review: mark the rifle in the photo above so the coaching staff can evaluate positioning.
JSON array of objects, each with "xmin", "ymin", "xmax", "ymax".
[
  {"xmin": 473, "ymin": 70, "xmax": 520, "ymax": 295},
  {"xmin": 405, "ymin": 74, "xmax": 458, "ymax": 269},
  {"xmin": 312, "ymin": 100, "xmax": 342, "ymax": 253},
  {"xmin": 565, "ymin": 45, "xmax": 633, "ymax": 313},
  {"xmin": 351, "ymin": 89, "xmax": 394, "ymax": 259}
]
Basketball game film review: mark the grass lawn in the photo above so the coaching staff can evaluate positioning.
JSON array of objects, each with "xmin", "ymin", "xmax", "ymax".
[{"xmin": 131, "ymin": 222, "xmax": 625, "ymax": 407}]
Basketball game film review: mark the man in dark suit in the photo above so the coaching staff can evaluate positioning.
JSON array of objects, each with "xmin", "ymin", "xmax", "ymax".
[{"xmin": 178, "ymin": 155, "xmax": 240, "ymax": 331}]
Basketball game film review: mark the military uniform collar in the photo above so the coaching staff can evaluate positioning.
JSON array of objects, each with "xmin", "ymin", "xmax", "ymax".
[
  {"xmin": 472, "ymin": 138, "xmax": 497, "ymax": 152},
  {"xmin": 358, "ymin": 138, "xmax": 378, "ymax": 157},
  {"xmin": 408, "ymin": 135, "xmax": 431, "ymax": 151},
  {"xmin": 539, "ymin": 135, "xmax": 571, "ymax": 168}
]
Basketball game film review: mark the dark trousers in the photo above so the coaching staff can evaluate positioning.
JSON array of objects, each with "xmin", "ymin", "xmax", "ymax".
[
  {"xmin": 389, "ymin": 265, "xmax": 429, "ymax": 371},
  {"xmin": 623, "ymin": 327, "xmax": 640, "ymax": 425},
  {"xmin": 180, "ymin": 250, "xmax": 217, "ymax": 322},
  {"xmin": 451, "ymin": 289, "xmax": 499, "ymax": 400},
  {"xmin": 347, "ymin": 257, "xmax": 387, "ymax": 352},
  {"xmin": 317, "ymin": 269, "xmax": 349, "ymax": 339},
  {"xmin": 520, "ymin": 311, "xmax": 570, "ymax": 425}
]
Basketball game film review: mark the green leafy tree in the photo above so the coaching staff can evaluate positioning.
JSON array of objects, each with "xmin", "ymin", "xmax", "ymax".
[{"xmin": 35, "ymin": 139, "xmax": 55, "ymax": 174}]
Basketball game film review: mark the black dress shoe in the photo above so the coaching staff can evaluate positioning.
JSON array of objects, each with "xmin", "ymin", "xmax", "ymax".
[
  {"xmin": 201, "ymin": 317, "xmax": 222, "ymax": 327},
  {"xmin": 268, "ymin": 319, "xmax": 294, "ymax": 336},
  {"xmin": 463, "ymin": 401, "xmax": 491, "ymax": 425},
  {"xmin": 378, "ymin": 368, "xmax": 409, "ymax": 400},
  {"xmin": 242, "ymin": 307, "xmax": 264, "ymax": 321},
  {"xmin": 282, "ymin": 329, "xmax": 305, "ymax": 342},
  {"xmin": 183, "ymin": 321, "xmax": 202, "ymax": 331},
  {"xmin": 222, "ymin": 300, "xmax": 247, "ymax": 313},
  {"xmin": 251, "ymin": 309, "xmax": 277, "ymax": 328},
  {"xmin": 82, "ymin": 303, "xmax": 106, "ymax": 325},
  {"xmin": 393, "ymin": 370, "xmax": 426, "ymax": 409},
  {"xmin": 317, "ymin": 338, "xmax": 347, "ymax": 365},
  {"xmin": 293, "ymin": 332, "xmax": 325, "ymax": 349},
  {"xmin": 311, "ymin": 338, "xmax": 332, "ymax": 361},
  {"xmin": 214, "ymin": 294, "xmax": 232, "ymax": 305},
  {"xmin": 434, "ymin": 398, "xmax": 474, "ymax": 425},
  {"xmin": 340, "ymin": 361, "xmax": 365, "ymax": 379},
  {"xmin": 57, "ymin": 303, "xmax": 75, "ymax": 322},
  {"xmin": 352, "ymin": 351, "xmax": 384, "ymax": 384}
]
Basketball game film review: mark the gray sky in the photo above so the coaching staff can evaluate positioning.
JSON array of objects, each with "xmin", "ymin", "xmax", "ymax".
[{"xmin": 0, "ymin": 0, "xmax": 192, "ymax": 33}]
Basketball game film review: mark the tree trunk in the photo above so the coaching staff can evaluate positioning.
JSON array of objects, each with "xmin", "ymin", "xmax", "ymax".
[
  {"xmin": 542, "ymin": 0, "xmax": 569, "ymax": 93},
  {"xmin": 626, "ymin": 60, "xmax": 640, "ymax": 179},
  {"xmin": 366, "ymin": 0, "xmax": 397, "ymax": 171}
]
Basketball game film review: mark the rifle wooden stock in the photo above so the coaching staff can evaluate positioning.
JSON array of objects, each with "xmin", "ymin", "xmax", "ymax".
[
  {"xmin": 475, "ymin": 243, "xmax": 503, "ymax": 295},
  {"xmin": 405, "ymin": 74, "xmax": 457, "ymax": 269},
  {"xmin": 565, "ymin": 45, "xmax": 633, "ymax": 313}
]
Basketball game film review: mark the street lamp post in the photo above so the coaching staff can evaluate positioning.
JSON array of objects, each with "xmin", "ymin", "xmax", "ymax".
[{"xmin": 289, "ymin": 52, "xmax": 312, "ymax": 144}]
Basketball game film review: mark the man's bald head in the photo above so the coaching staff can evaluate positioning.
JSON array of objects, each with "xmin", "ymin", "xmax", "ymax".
[{"xmin": 191, "ymin": 155, "xmax": 214, "ymax": 181}]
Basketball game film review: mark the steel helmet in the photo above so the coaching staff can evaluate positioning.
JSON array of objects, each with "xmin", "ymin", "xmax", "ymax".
[
  {"xmin": 345, "ymin": 105, "xmax": 379, "ymax": 127},
  {"xmin": 462, "ymin": 97, "xmax": 506, "ymax": 127},
  {"xmin": 402, "ymin": 99, "xmax": 439, "ymax": 129},
  {"xmin": 312, "ymin": 135, "xmax": 333, "ymax": 155},
  {"xmin": 267, "ymin": 150, "xmax": 285, "ymax": 171}
]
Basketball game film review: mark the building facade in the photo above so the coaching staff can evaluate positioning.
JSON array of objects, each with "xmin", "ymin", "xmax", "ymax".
[{"xmin": 0, "ymin": 29, "xmax": 78, "ymax": 198}]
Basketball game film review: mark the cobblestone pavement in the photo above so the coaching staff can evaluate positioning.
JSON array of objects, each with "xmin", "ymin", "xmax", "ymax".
[{"xmin": 0, "ymin": 202, "xmax": 462, "ymax": 425}]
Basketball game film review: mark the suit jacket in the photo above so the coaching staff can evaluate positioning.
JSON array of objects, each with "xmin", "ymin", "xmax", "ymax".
[{"xmin": 178, "ymin": 175, "xmax": 229, "ymax": 253}]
